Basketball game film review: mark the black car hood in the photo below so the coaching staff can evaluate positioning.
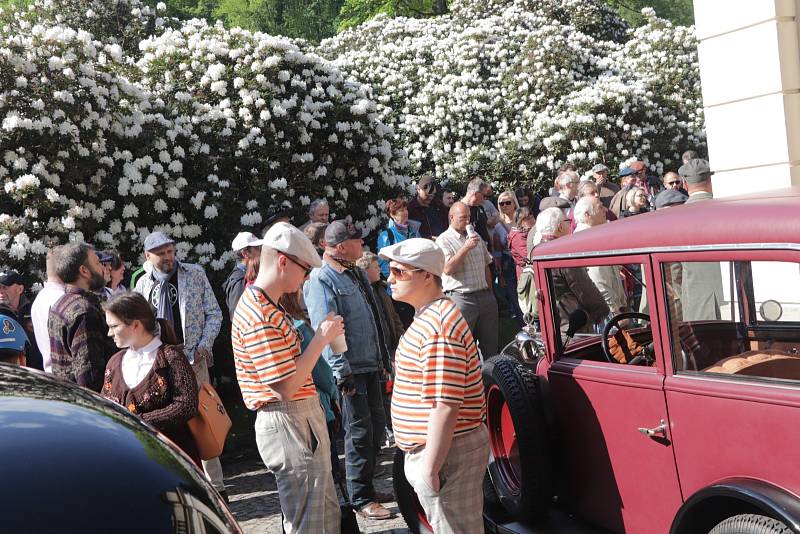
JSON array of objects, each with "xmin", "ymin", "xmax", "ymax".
[{"xmin": 0, "ymin": 363, "xmax": 240, "ymax": 533}]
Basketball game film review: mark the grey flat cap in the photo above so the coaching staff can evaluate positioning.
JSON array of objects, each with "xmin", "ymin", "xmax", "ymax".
[
  {"xmin": 591, "ymin": 163, "xmax": 608, "ymax": 173},
  {"xmin": 654, "ymin": 189, "xmax": 688, "ymax": 209},
  {"xmin": 678, "ymin": 158, "xmax": 713, "ymax": 183}
]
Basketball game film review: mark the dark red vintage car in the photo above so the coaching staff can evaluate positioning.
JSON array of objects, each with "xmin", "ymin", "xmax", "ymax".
[{"xmin": 395, "ymin": 187, "xmax": 800, "ymax": 534}]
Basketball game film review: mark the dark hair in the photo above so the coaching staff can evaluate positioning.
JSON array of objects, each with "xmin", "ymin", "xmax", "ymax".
[
  {"xmin": 244, "ymin": 253, "xmax": 261, "ymax": 284},
  {"xmin": 156, "ymin": 318, "xmax": 178, "ymax": 345},
  {"xmin": 279, "ymin": 291, "xmax": 310, "ymax": 328},
  {"xmin": 0, "ymin": 349, "xmax": 24, "ymax": 364},
  {"xmin": 102, "ymin": 291, "xmax": 157, "ymax": 335},
  {"xmin": 385, "ymin": 198, "xmax": 408, "ymax": 216},
  {"xmin": 102, "ymin": 249, "xmax": 123, "ymax": 270},
  {"xmin": 52, "ymin": 243, "xmax": 92, "ymax": 284}
]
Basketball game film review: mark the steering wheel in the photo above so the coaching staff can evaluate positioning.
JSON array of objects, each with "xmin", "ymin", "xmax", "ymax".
[{"xmin": 602, "ymin": 312, "xmax": 654, "ymax": 366}]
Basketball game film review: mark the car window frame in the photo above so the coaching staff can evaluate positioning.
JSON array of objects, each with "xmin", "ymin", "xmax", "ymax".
[{"xmin": 537, "ymin": 252, "xmax": 666, "ymax": 373}]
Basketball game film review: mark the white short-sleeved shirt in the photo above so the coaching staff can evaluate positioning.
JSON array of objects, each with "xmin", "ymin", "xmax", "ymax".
[
  {"xmin": 30, "ymin": 281, "xmax": 66, "ymax": 373},
  {"xmin": 435, "ymin": 227, "xmax": 492, "ymax": 293}
]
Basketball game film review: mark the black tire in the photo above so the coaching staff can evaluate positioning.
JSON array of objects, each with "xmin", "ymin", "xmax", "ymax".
[
  {"xmin": 483, "ymin": 355, "xmax": 552, "ymax": 522},
  {"xmin": 709, "ymin": 514, "xmax": 792, "ymax": 534},
  {"xmin": 483, "ymin": 472, "xmax": 500, "ymax": 505},
  {"xmin": 392, "ymin": 448, "xmax": 434, "ymax": 534}
]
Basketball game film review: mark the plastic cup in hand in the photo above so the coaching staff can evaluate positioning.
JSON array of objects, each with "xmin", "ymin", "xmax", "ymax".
[
  {"xmin": 330, "ymin": 334, "xmax": 348, "ymax": 354},
  {"xmin": 466, "ymin": 224, "xmax": 478, "ymax": 238}
]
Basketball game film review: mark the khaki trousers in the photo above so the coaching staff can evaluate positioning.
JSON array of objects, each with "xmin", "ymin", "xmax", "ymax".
[
  {"xmin": 256, "ymin": 396, "xmax": 340, "ymax": 534},
  {"xmin": 404, "ymin": 425, "xmax": 490, "ymax": 534}
]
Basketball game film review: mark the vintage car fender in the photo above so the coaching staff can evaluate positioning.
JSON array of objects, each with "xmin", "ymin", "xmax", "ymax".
[{"xmin": 670, "ymin": 478, "xmax": 800, "ymax": 534}]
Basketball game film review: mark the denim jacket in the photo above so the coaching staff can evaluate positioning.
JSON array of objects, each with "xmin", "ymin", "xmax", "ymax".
[
  {"xmin": 135, "ymin": 261, "xmax": 222, "ymax": 365},
  {"xmin": 303, "ymin": 259, "xmax": 383, "ymax": 379}
]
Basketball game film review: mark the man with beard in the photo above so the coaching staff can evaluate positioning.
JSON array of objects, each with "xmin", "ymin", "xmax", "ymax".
[
  {"xmin": 134, "ymin": 231, "xmax": 226, "ymax": 499},
  {"xmin": 48, "ymin": 243, "xmax": 118, "ymax": 391}
]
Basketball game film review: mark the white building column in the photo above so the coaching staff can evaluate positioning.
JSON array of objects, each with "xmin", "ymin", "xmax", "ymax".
[{"xmin": 693, "ymin": 0, "xmax": 800, "ymax": 196}]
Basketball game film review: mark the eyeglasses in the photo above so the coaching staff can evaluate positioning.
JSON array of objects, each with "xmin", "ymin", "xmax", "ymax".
[
  {"xmin": 282, "ymin": 254, "xmax": 313, "ymax": 277},
  {"xmin": 498, "ymin": 201, "xmax": 513, "ymax": 207},
  {"xmin": 389, "ymin": 266, "xmax": 423, "ymax": 280}
]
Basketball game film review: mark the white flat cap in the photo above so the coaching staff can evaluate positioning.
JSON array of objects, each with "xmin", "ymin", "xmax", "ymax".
[
  {"xmin": 379, "ymin": 238, "xmax": 445, "ymax": 277},
  {"xmin": 263, "ymin": 222, "xmax": 322, "ymax": 268},
  {"xmin": 231, "ymin": 231, "xmax": 264, "ymax": 252}
]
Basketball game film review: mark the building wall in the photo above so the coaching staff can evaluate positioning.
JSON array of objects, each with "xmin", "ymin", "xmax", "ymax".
[{"xmin": 694, "ymin": 0, "xmax": 800, "ymax": 196}]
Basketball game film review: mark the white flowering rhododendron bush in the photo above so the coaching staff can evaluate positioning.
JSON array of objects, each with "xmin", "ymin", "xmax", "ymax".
[
  {"xmin": 0, "ymin": 0, "xmax": 409, "ymax": 282},
  {"xmin": 318, "ymin": 0, "xmax": 704, "ymax": 187},
  {"xmin": 0, "ymin": 0, "xmax": 704, "ymax": 283}
]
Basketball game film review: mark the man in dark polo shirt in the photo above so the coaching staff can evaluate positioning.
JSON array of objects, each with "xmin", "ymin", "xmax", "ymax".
[
  {"xmin": 48, "ymin": 243, "xmax": 117, "ymax": 391},
  {"xmin": 0, "ymin": 270, "xmax": 42, "ymax": 370}
]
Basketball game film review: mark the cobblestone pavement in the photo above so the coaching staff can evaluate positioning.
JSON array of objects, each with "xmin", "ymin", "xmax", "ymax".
[{"xmin": 224, "ymin": 444, "xmax": 410, "ymax": 533}]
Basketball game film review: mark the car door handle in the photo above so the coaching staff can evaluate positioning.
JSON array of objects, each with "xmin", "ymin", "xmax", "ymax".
[{"xmin": 637, "ymin": 419, "xmax": 667, "ymax": 438}]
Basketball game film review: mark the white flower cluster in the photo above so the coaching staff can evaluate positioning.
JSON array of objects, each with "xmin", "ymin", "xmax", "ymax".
[
  {"xmin": 319, "ymin": 0, "xmax": 704, "ymax": 189},
  {"xmin": 0, "ymin": 0, "xmax": 408, "ymax": 284}
]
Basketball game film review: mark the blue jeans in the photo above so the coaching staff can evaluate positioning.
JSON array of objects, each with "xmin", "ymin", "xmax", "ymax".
[
  {"xmin": 500, "ymin": 254, "xmax": 524, "ymax": 327},
  {"xmin": 342, "ymin": 371, "xmax": 386, "ymax": 508}
]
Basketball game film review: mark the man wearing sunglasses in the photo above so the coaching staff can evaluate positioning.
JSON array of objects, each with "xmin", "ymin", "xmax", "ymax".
[
  {"xmin": 304, "ymin": 218, "xmax": 396, "ymax": 520},
  {"xmin": 379, "ymin": 237, "xmax": 489, "ymax": 533},
  {"xmin": 232, "ymin": 222, "xmax": 345, "ymax": 533},
  {"xmin": 661, "ymin": 171, "xmax": 687, "ymax": 196}
]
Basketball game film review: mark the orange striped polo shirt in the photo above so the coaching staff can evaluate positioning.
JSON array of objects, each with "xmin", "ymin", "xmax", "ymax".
[
  {"xmin": 391, "ymin": 297, "xmax": 485, "ymax": 451},
  {"xmin": 231, "ymin": 286, "xmax": 316, "ymax": 410}
]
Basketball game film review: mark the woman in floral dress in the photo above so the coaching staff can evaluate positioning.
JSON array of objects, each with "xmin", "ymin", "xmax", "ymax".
[{"xmin": 101, "ymin": 291, "xmax": 200, "ymax": 465}]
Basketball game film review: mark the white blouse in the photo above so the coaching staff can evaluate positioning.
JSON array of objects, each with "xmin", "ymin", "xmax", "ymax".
[{"xmin": 121, "ymin": 337, "xmax": 163, "ymax": 389}]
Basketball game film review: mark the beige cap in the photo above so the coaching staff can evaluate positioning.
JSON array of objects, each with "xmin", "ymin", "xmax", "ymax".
[
  {"xmin": 231, "ymin": 231, "xmax": 264, "ymax": 252},
  {"xmin": 263, "ymin": 222, "xmax": 322, "ymax": 269},
  {"xmin": 378, "ymin": 238, "xmax": 445, "ymax": 277}
]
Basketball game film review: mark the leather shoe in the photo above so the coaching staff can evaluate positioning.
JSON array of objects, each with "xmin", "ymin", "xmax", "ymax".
[
  {"xmin": 357, "ymin": 502, "xmax": 393, "ymax": 520},
  {"xmin": 373, "ymin": 490, "xmax": 394, "ymax": 503}
]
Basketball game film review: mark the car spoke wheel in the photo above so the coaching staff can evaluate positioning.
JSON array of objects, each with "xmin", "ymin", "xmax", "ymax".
[
  {"xmin": 709, "ymin": 513, "xmax": 792, "ymax": 534},
  {"xmin": 483, "ymin": 355, "xmax": 552, "ymax": 522},
  {"xmin": 392, "ymin": 448, "xmax": 434, "ymax": 534}
]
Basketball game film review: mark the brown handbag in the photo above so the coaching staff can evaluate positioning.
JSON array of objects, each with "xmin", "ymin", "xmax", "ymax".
[{"xmin": 187, "ymin": 382, "xmax": 232, "ymax": 460}]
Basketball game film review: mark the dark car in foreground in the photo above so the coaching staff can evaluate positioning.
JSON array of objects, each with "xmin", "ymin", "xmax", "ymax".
[{"xmin": 0, "ymin": 363, "xmax": 241, "ymax": 533}]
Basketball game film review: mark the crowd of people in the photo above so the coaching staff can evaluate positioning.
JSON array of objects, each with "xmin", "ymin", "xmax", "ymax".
[{"xmin": 0, "ymin": 149, "xmax": 715, "ymax": 533}]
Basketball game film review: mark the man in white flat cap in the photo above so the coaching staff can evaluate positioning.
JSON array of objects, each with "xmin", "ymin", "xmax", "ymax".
[
  {"xmin": 379, "ymin": 238, "xmax": 489, "ymax": 534},
  {"xmin": 232, "ymin": 222, "xmax": 345, "ymax": 534},
  {"xmin": 223, "ymin": 231, "xmax": 264, "ymax": 320}
]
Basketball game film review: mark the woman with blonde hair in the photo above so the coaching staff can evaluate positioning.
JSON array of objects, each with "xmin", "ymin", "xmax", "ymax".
[{"xmin": 620, "ymin": 186, "xmax": 650, "ymax": 218}]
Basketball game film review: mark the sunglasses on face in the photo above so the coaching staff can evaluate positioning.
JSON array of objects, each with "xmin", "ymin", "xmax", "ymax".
[
  {"xmin": 282, "ymin": 254, "xmax": 313, "ymax": 277},
  {"xmin": 498, "ymin": 200, "xmax": 513, "ymax": 207},
  {"xmin": 389, "ymin": 266, "xmax": 422, "ymax": 280}
]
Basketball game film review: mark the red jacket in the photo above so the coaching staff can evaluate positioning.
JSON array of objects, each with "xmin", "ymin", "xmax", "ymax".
[{"xmin": 507, "ymin": 228, "xmax": 529, "ymax": 279}]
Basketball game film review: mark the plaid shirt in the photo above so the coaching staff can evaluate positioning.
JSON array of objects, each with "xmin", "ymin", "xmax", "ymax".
[
  {"xmin": 48, "ymin": 287, "xmax": 117, "ymax": 392},
  {"xmin": 435, "ymin": 227, "xmax": 492, "ymax": 293}
]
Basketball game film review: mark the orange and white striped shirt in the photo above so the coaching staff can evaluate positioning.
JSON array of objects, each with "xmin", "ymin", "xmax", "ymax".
[
  {"xmin": 231, "ymin": 286, "xmax": 316, "ymax": 410},
  {"xmin": 391, "ymin": 297, "xmax": 485, "ymax": 451}
]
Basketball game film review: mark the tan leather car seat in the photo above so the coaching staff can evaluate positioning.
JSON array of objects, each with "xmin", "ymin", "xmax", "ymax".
[{"xmin": 703, "ymin": 349, "xmax": 800, "ymax": 381}]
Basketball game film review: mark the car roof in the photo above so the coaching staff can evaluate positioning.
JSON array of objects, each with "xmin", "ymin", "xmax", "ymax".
[{"xmin": 532, "ymin": 186, "xmax": 800, "ymax": 260}]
